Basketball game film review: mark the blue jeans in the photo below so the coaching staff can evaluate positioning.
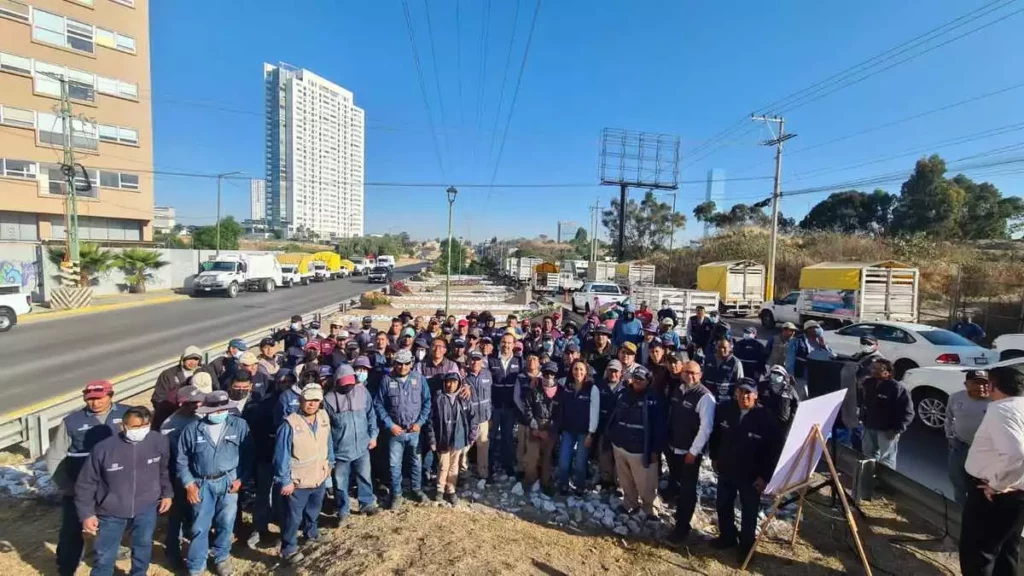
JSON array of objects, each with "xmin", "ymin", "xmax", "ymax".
[
  {"xmin": 57, "ymin": 495, "xmax": 84, "ymax": 576},
  {"xmin": 280, "ymin": 481, "xmax": 327, "ymax": 557},
  {"xmin": 92, "ymin": 507, "xmax": 158, "ymax": 576},
  {"xmin": 489, "ymin": 407, "xmax": 517, "ymax": 477},
  {"xmin": 948, "ymin": 438, "xmax": 971, "ymax": 507},
  {"xmin": 556, "ymin": 431, "xmax": 590, "ymax": 489},
  {"xmin": 253, "ymin": 460, "xmax": 275, "ymax": 533},
  {"xmin": 333, "ymin": 453, "xmax": 375, "ymax": 516},
  {"xmin": 862, "ymin": 429, "xmax": 900, "ymax": 469},
  {"xmin": 186, "ymin": 477, "xmax": 238, "ymax": 573},
  {"xmin": 388, "ymin": 431, "xmax": 422, "ymax": 497}
]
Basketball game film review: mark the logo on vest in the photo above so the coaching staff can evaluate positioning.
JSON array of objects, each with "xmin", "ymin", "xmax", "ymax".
[
  {"xmin": 147, "ymin": 456, "xmax": 161, "ymax": 465},
  {"xmin": 106, "ymin": 463, "xmax": 123, "ymax": 472}
]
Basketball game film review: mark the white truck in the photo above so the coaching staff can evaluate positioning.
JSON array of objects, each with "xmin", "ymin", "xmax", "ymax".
[
  {"xmin": 193, "ymin": 253, "xmax": 283, "ymax": 298},
  {"xmin": 630, "ymin": 285, "xmax": 720, "ymax": 326},
  {"xmin": 280, "ymin": 265, "xmax": 303, "ymax": 288},
  {"xmin": 586, "ymin": 261, "xmax": 617, "ymax": 283},
  {"xmin": 0, "ymin": 283, "xmax": 32, "ymax": 333},
  {"xmin": 349, "ymin": 257, "xmax": 374, "ymax": 276},
  {"xmin": 571, "ymin": 282, "xmax": 628, "ymax": 314},
  {"xmin": 377, "ymin": 255, "xmax": 396, "ymax": 270}
]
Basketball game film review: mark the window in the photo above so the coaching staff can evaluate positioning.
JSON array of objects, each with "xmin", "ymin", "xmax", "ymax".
[
  {"xmin": 66, "ymin": 68, "xmax": 95, "ymax": 102},
  {"xmin": 1, "ymin": 158, "xmax": 37, "ymax": 179},
  {"xmin": 32, "ymin": 9, "xmax": 85, "ymax": 52},
  {"xmin": 114, "ymin": 33, "xmax": 134, "ymax": 53},
  {"xmin": 0, "ymin": 105, "xmax": 35, "ymax": 128},
  {"xmin": 94, "ymin": 27, "xmax": 115, "ymax": 49},
  {"xmin": 97, "ymin": 124, "xmax": 138, "ymax": 145},
  {"xmin": 119, "ymin": 173, "xmax": 138, "ymax": 189},
  {"xmin": 65, "ymin": 18, "xmax": 94, "ymax": 52},
  {"xmin": 0, "ymin": 51, "xmax": 31, "ymax": 75},
  {"xmin": 33, "ymin": 60, "xmax": 63, "ymax": 96},
  {"xmin": 97, "ymin": 170, "xmax": 138, "ymax": 190},
  {"xmin": 0, "ymin": 0, "xmax": 29, "ymax": 23},
  {"xmin": 917, "ymin": 329, "xmax": 977, "ymax": 347},
  {"xmin": 778, "ymin": 292, "xmax": 799, "ymax": 305},
  {"xmin": 836, "ymin": 324, "xmax": 874, "ymax": 338},
  {"xmin": 871, "ymin": 324, "xmax": 915, "ymax": 344},
  {"xmin": 109, "ymin": 0, "xmax": 134, "ymax": 7}
]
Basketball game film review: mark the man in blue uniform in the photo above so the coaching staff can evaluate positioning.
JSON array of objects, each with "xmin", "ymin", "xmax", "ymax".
[{"xmin": 374, "ymin": 349, "xmax": 431, "ymax": 509}]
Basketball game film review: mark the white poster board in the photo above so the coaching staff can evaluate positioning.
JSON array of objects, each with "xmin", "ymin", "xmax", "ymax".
[{"xmin": 764, "ymin": 389, "xmax": 847, "ymax": 496}]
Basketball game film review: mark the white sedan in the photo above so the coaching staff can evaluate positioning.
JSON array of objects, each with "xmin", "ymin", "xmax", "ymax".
[
  {"xmin": 903, "ymin": 356, "xmax": 1024, "ymax": 431},
  {"xmin": 824, "ymin": 321, "xmax": 998, "ymax": 380}
]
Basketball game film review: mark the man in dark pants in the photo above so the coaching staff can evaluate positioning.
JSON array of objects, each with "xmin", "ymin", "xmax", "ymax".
[
  {"xmin": 75, "ymin": 406, "xmax": 172, "ymax": 576},
  {"xmin": 960, "ymin": 364, "xmax": 1024, "ymax": 576},
  {"xmin": 488, "ymin": 333, "xmax": 523, "ymax": 479},
  {"xmin": 666, "ymin": 360, "xmax": 716, "ymax": 544},
  {"xmin": 45, "ymin": 380, "xmax": 128, "ymax": 576},
  {"xmin": 709, "ymin": 378, "xmax": 782, "ymax": 562},
  {"xmin": 373, "ymin": 349, "xmax": 431, "ymax": 509}
]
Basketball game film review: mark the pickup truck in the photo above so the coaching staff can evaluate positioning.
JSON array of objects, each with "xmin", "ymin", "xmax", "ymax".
[
  {"xmin": 367, "ymin": 265, "xmax": 392, "ymax": 284},
  {"xmin": 571, "ymin": 282, "xmax": 626, "ymax": 315},
  {"xmin": 0, "ymin": 283, "xmax": 32, "ymax": 332},
  {"xmin": 759, "ymin": 291, "xmax": 801, "ymax": 329}
]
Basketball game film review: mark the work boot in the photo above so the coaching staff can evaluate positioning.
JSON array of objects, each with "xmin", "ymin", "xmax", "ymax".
[
  {"xmin": 410, "ymin": 490, "xmax": 428, "ymax": 503},
  {"xmin": 285, "ymin": 551, "xmax": 305, "ymax": 566},
  {"xmin": 388, "ymin": 495, "xmax": 405, "ymax": 510},
  {"xmin": 710, "ymin": 536, "xmax": 737, "ymax": 550},
  {"xmin": 666, "ymin": 527, "xmax": 690, "ymax": 545},
  {"xmin": 213, "ymin": 560, "xmax": 234, "ymax": 576},
  {"xmin": 361, "ymin": 504, "xmax": 380, "ymax": 516},
  {"xmin": 443, "ymin": 492, "xmax": 459, "ymax": 506}
]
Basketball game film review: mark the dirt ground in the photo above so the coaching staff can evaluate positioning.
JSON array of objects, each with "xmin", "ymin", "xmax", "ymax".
[{"xmin": 0, "ymin": 484, "xmax": 961, "ymax": 576}]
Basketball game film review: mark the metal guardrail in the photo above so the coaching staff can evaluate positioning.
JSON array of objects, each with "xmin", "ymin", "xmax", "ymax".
[{"xmin": 0, "ymin": 297, "xmax": 360, "ymax": 458}]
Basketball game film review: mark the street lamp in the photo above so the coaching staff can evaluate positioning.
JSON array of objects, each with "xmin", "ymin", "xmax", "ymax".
[
  {"xmin": 216, "ymin": 171, "xmax": 244, "ymax": 255},
  {"xmin": 445, "ymin": 186, "xmax": 458, "ymax": 316}
]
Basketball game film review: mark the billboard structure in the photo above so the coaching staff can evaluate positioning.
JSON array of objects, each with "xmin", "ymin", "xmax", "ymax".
[{"xmin": 598, "ymin": 128, "xmax": 680, "ymax": 261}]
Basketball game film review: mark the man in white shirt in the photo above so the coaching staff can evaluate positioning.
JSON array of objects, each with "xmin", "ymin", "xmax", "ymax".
[{"xmin": 960, "ymin": 364, "xmax": 1024, "ymax": 576}]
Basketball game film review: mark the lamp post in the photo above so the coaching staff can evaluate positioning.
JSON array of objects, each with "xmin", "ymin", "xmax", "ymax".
[
  {"xmin": 216, "ymin": 171, "xmax": 244, "ymax": 255},
  {"xmin": 445, "ymin": 186, "xmax": 458, "ymax": 316}
]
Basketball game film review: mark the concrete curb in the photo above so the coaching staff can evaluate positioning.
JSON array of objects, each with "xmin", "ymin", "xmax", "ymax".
[{"xmin": 19, "ymin": 294, "xmax": 188, "ymax": 325}]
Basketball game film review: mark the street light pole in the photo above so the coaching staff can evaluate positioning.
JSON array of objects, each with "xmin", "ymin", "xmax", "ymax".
[
  {"xmin": 216, "ymin": 171, "xmax": 243, "ymax": 255},
  {"xmin": 445, "ymin": 186, "xmax": 458, "ymax": 316}
]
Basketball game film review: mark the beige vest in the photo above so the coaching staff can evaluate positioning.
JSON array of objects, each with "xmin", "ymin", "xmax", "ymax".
[{"xmin": 285, "ymin": 410, "xmax": 331, "ymax": 489}]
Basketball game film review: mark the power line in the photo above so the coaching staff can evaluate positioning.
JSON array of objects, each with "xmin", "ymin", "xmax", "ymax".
[
  {"xmin": 400, "ymin": 0, "xmax": 447, "ymax": 179},
  {"xmin": 473, "ymin": 0, "xmax": 493, "ymax": 171},
  {"xmin": 422, "ymin": 0, "xmax": 451, "ymax": 167},
  {"xmin": 456, "ymin": 0, "xmax": 463, "ymax": 128},
  {"xmin": 487, "ymin": 0, "xmax": 523, "ymax": 162}
]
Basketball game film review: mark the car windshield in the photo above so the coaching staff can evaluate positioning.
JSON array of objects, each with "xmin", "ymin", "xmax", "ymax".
[
  {"xmin": 917, "ymin": 329, "xmax": 979, "ymax": 347},
  {"xmin": 282, "ymin": 266, "xmax": 296, "ymax": 272},
  {"xmin": 590, "ymin": 284, "xmax": 620, "ymax": 294},
  {"xmin": 371, "ymin": 266, "xmax": 389, "ymax": 273},
  {"xmin": 205, "ymin": 261, "xmax": 236, "ymax": 272}
]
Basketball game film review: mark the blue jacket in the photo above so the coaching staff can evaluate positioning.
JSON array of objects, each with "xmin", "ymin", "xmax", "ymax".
[
  {"xmin": 273, "ymin": 413, "xmax": 335, "ymax": 485},
  {"xmin": 553, "ymin": 335, "xmax": 580, "ymax": 359},
  {"xmin": 488, "ymin": 354, "xmax": 522, "ymax": 410},
  {"xmin": 612, "ymin": 317, "xmax": 643, "ymax": 347},
  {"xmin": 324, "ymin": 385, "xmax": 378, "ymax": 462},
  {"xmin": 709, "ymin": 402, "xmax": 782, "ymax": 482},
  {"xmin": 424, "ymin": 391, "xmax": 477, "ymax": 452},
  {"xmin": 658, "ymin": 329, "xmax": 681, "ymax": 349},
  {"xmin": 465, "ymin": 368, "xmax": 493, "ymax": 423},
  {"xmin": 159, "ymin": 410, "xmax": 198, "ymax": 481},
  {"xmin": 60, "ymin": 404, "xmax": 129, "ymax": 484},
  {"xmin": 175, "ymin": 415, "xmax": 252, "ymax": 486},
  {"xmin": 606, "ymin": 386, "xmax": 666, "ymax": 466},
  {"xmin": 75, "ymin": 431, "xmax": 171, "ymax": 520},
  {"xmin": 273, "ymin": 385, "xmax": 303, "ymax": 431},
  {"xmin": 702, "ymin": 354, "xmax": 744, "ymax": 403},
  {"xmin": 374, "ymin": 371, "xmax": 431, "ymax": 430}
]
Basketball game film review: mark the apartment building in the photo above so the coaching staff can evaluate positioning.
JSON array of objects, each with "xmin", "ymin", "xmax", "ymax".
[
  {"xmin": 249, "ymin": 177, "xmax": 264, "ymax": 221},
  {"xmin": 0, "ymin": 0, "xmax": 153, "ymax": 242},
  {"xmin": 264, "ymin": 62, "xmax": 365, "ymax": 240}
]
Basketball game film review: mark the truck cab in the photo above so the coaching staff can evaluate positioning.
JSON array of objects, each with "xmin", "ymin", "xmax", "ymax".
[
  {"xmin": 759, "ymin": 291, "xmax": 801, "ymax": 329},
  {"xmin": 193, "ymin": 254, "xmax": 281, "ymax": 298},
  {"xmin": 377, "ymin": 255, "xmax": 396, "ymax": 270},
  {"xmin": 0, "ymin": 283, "xmax": 32, "ymax": 333}
]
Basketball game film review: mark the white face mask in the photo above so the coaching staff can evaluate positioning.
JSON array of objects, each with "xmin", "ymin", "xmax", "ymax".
[
  {"xmin": 291, "ymin": 322, "xmax": 301, "ymax": 331},
  {"xmin": 860, "ymin": 345, "xmax": 876, "ymax": 354},
  {"xmin": 743, "ymin": 333, "xmax": 754, "ymax": 340},
  {"xmin": 770, "ymin": 374, "xmax": 785, "ymax": 385},
  {"xmin": 415, "ymin": 349, "xmax": 427, "ymax": 361},
  {"xmin": 124, "ymin": 427, "xmax": 149, "ymax": 443}
]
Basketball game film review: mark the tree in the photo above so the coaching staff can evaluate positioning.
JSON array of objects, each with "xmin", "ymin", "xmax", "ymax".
[
  {"xmin": 46, "ymin": 242, "xmax": 115, "ymax": 286},
  {"xmin": 692, "ymin": 201, "xmax": 718, "ymax": 224},
  {"xmin": 191, "ymin": 217, "xmax": 243, "ymax": 250},
  {"xmin": 573, "ymin": 227, "xmax": 588, "ymax": 243},
  {"xmin": 113, "ymin": 248, "xmax": 169, "ymax": 293},
  {"xmin": 891, "ymin": 155, "xmax": 965, "ymax": 238},
  {"xmin": 602, "ymin": 190, "xmax": 686, "ymax": 259},
  {"xmin": 434, "ymin": 238, "xmax": 467, "ymax": 274},
  {"xmin": 953, "ymin": 174, "xmax": 1024, "ymax": 239},
  {"xmin": 154, "ymin": 231, "xmax": 186, "ymax": 248},
  {"xmin": 799, "ymin": 189, "xmax": 896, "ymax": 234}
]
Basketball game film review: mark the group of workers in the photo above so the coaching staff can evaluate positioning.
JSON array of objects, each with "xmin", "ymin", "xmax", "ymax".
[{"xmin": 41, "ymin": 299, "xmax": 1024, "ymax": 576}]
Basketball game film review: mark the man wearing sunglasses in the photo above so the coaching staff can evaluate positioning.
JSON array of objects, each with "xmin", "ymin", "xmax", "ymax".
[{"xmin": 666, "ymin": 358, "xmax": 716, "ymax": 545}]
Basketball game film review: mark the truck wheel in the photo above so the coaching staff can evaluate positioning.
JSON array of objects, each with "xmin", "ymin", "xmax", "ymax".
[
  {"xmin": 894, "ymin": 359, "xmax": 918, "ymax": 380},
  {"xmin": 264, "ymin": 279, "xmax": 275, "ymax": 293},
  {"xmin": 912, "ymin": 388, "xmax": 947, "ymax": 431},
  {"xmin": 0, "ymin": 307, "xmax": 15, "ymax": 332},
  {"xmin": 759, "ymin": 310, "xmax": 775, "ymax": 329},
  {"xmin": 227, "ymin": 282, "xmax": 239, "ymax": 298},
  {"xmin": 301, "ymin": 278, "xmax": 309, "ymax": 286}
]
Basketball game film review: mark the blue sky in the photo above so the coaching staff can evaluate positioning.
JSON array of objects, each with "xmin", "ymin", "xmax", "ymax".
[{"xmin": 150, "ymin": 0, "xmax": 1024, "ymax": 243}]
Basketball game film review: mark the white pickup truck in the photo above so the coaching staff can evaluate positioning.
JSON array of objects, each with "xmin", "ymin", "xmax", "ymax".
[
  {"xmin": 0, "ymin": 283, "xmax": 32, "ymax": 332},
  {"xmin": 571, "ymin": 282, "xmax": 627, "ymax": 315},
  {"xmin": 759, "ymin": 290, "xmax": 802, "ymax": 329}
]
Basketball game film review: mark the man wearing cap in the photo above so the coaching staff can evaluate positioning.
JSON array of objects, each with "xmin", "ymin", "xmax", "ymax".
[
  {"xmin": 734, "ymin": 326, "xmax": 767, "ymax": 382},
  {"xmin": 356, "ymin": 316, "xmax": 378, "ymax": 350},
  {"xmin": 666, "ymin": 359, "xmax": 716, "ymax": 544},
  {"xmin": 153, "ymin": 345, "xmax": 205, "ymax": 428},
  {"xmin": 657, "ymin": 317, "xmax": 681, "ymax": 350},
  {"xmin": 160, "ymin": 386, "xmax": 205, "ymax": 566},
  {"xmin": 612, "ymin": 304, "xmax": 644, "ymax": 348},
  {"xmin": 257, "ymin": 337, "xmax": 281, "ymax": 377},
  {"xmin": 703, "ymin": 339, "xmax": 745, "ymax": 403},
  {"xmin": 325, "ymin": 363, "xmax": 379, "ymax": 520},
  {"xmin": 514, "ymin": 352, "xmax": 543, "ymax": 475},
  {"xmin": 398, "ymin": 326, "xmax": 416, "ymax": 352},
  {"xmin": 636, "ymin": 301, "xmax": 654, "ymax": 326},
  {"xmin": 425, "ymin": 372, "xmax": 478, "ymax": 504},
  {"xmin": 488, "ymin": 333, "xmax": 523, "ymax": 479},
  {"xmin": 554, "ymin": 322, "xmax": 580, "ymax": 360},
  {"xmin": 618, "ymin": 341, "xmax": 640, "ymax": 377},
  {"xmin": 176, "ymin": 391, "xmax": 252, "ymax": 576},
  {"xmin": 686, "ymin": 306, "xmax": 713, "ymax": 362},
  {"xmin": 765, "ymin": 322, "xmax": 797, "ymax": 368},
  {"xmin": 946, "ymin": 370, "xmax": 992, "ymax": 507},
  {"xmin": 374, "ymin": 348, "xmax": 431, "ymax": 508},
  {"xmin": 463, "ymin": 350, "xmax": 493, "ymax": 479},
  {"xmin": 189, "ymin": 371, "xmax": 214, "ymax": 394},
  {"xmin": 75, "ymin": 405, "xmax": 172, "ymax": 576},
  {"xmin": 235, "ymin": 352, "xmax": 271, "ymax": 403},
  {"xmin": 860, "ymin": 358, "xmax": 914, "ymax": 469},
  {"xmin": 578, "ymin": 313, "xmax": 599, "ymax": 346},
  {"xmin": 606, "ymin": 366, "xmax": 666, "ymax": 516},
  {"xmin": 585, "ymin": 325, "xmax": 617, "ymax": 377},
  {"xmin": 541, "ymin": 315, "xmax": 562, "ymax": 341},
  {"xmin": 275, "ymin": 384, "xmax": 333, "ymax": 564},
  {"xmin": 709, "ymin": 378, "xmax": 782, "ymax": 560},
  {"xmin": 558, "ymin": 343, "xmax": 585, "ymax": 381},
  {"xmin": 657, "ymin": 299, "xmax": 678, "ymax": 328},
  {"xmin": 46, "ymin": 380, "xmax": 128, "ymax": 576},
  {"xmin": 455, "ymin": 318, "xmax": 470, "ymax": 340},
  {"xmin": 209, "ymin": 338, "xmax": 249, "ymax": 390},
  {"xmin": 757, "ymin": 365, "xmax": 800, "ymax": 431},
  {"xmin": 638, "ymin": 322, "xmax": 660, "ymax": 366},
  {"xmin": 595, "ymin": 360, "xmax": 625, "ymax": 489},
  {"xmin": 786, "ymin": 320, "xmax": 831, "ymax": 386},
  {"xmin": 419, "ymin": 337, "xmax": 463, "ymax": 485},
  {"xmin": 522, "ymin": 362, "xmax": 561, "ymax": 490}
]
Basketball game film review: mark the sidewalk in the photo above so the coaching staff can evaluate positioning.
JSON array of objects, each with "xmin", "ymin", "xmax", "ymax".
[{"xmin": 21, "ymin": 290, "xmax": 188, "ymax": 324}]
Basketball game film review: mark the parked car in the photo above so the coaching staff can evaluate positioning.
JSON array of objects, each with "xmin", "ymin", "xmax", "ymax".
[
  {"xmin": 760, "ymin": 290, "xmax": 801, "ymax": 329},
  {"xmin": 992, "ymin": 333, "xmax": 1024, "ymax": 360},
  {"xmin": 903, "ymin": 356, "xmax": 1024, "ymax": 431},
  {"xmin": 280, "ymin": 265, "xmax": 302, "ymax": 288},
  {"xmin": 0, "ymin": 283, "xmax": 32, "ymax": 333},
  {"xmin": 824, "ymin": 321, "xmax": 999, "ymax": 379},
  {"xmin": 571, "ymin": 282, "xmax": 626, "ymax": 314},
  {"xmin": 367, "ymin": 265, "xmax": 392, "ymax": 284}
]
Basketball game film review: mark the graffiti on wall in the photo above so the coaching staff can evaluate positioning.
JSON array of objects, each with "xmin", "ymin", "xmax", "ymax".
[{"xmin": 0, "ymin": 260, "xmax": 39, "ymax": 292}]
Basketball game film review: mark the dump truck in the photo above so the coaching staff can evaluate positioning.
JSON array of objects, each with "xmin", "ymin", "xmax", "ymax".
[
  {"xmin": 194, "ymin": 253, "xmax": 283, "ymax": 298},
  {"xmin": 696, "ymin": 260, "xmax": 765, "ymax": 316},
  {"xmin": 276, "ymin": 253, "xmax": 316, "ymax": 286},
  {"xmin": 796, "ymin": 261, "xmax": 919, "ymax": 325}
]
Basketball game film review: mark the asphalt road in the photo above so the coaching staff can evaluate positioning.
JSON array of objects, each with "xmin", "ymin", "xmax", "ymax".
[{"xmin": 0, "ymin": 266, "xmax": 416, "ymax": 414}]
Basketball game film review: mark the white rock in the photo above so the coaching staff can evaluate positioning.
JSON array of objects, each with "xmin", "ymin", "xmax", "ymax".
[
  {"xmin": 476, "ymin": 479, "xmax": 487, "ymax": 491},
  {"xmin": 627, "ymin": 520, "xmax": 641, "ymax": 534},
  {"xmin": 542, "ymin": 501, "xmax": 557, "ymax": 513},
  {"xmin": 510, "ymin": 482, "xmax": 525, "ymax": 497},
  {"xmin": 613, "ymin": 525, "xmax": 629, "ymax": 536},
  {"xmin": 530, "ymin": 481, "xmax": 541, "ymax": 493}
]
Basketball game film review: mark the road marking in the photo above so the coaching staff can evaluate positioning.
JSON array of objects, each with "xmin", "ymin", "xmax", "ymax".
[{"xmin": 19, "ymin": 294, "xmax": 188, "ymax": 325}]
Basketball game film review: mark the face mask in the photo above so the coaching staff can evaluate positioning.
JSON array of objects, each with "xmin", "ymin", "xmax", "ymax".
[
  {"xmin": 743, "ymin": 333, "xmax": 754, "ymax": 340},
  {"xmin": 770, "ymin": 374, "xmax": 785, "ymax": 385},
  {"xmin": 124, "ymin": 428, "xmax": 149, "ymax": 443},
  {"xmin": 291, "ymin": 322, "xmax": 301, "ymax": 331},
  {"xmin": 205, "ymin": 412, "xmax": 228, "ymax": 424},
  {"xmin": 298, "ymin": 338, "xmax": 308, "ymax": 347},
  {"xmin": 708, "ymin": 317, "xmax": 718, "ymax": 324},
  {"xmin": 229, "ymin": 389, "xmax": 250, "ymax": 401},
  {"xmin": 861, "ymin": 345, "xmax": 875, "ymax": 354},
  {"xmin": 543, "ymin": 342, "xmax": 553, "ymax": 352},
  {"xmin": 233, "ymin": 350, "xmax": 243, "ymax": 359},
  {"xmin": 415, "ymin": 349, "xmax": 427, "ymax": 361},
  {"xmin": 356, "ymin": 371, "xmax": 368, "ymax": 383}
]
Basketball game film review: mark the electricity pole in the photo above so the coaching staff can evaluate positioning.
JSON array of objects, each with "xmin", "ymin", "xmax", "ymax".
[
  {"xmin": 589, "ymin": 199, "xmax": 601, "ymax": 262},
  {"xmin": 751, "ymin": 115, "xmax": 796, "ymax": 302},
  {"xmin": 215, "ymin": 171, "xmax": 243, "ymax": 255},
  {"xmin": 45, "ymin": 73, "xmax": 81, "ymax": 268}
]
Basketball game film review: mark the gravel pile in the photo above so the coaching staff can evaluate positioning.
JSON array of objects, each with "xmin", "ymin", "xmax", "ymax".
[{"xmin": 0, "ymin": 459, "xmax": 58, "ymax": 498}]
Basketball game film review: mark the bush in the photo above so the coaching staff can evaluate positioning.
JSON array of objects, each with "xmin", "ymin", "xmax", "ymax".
[{"xmin": 361, "ymin": 291, "xmax": 391, "ymax": 309}]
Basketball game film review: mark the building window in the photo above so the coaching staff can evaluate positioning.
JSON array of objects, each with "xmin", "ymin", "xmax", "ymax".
[
  {"xmin": 98, "ymin": 170, "xmax": 138, "ymax": 190},
  {"xmin": 32, "ymin": 8, "xmax": 94, "ymax": 54},
  {"xmin": 1, "ymin": 158, "xmax": 37, "ymax": 179},
  {"xmin": 67, "ymin": 68, "xmax": 95, "ymax": 102},
  {"xmin": 37, "ymin": 112, "xmax": 98, "ymax": 152},
  {"xmin": 109, "ymin": 0, "xmax": 134, "ymax": 7},
  {"xmin": 0, "ymin": 105, "xmax": 35, "ymax": 128},
  {"xmin": 0, "ymin": 0, "xmax": 29, "ymax": 23},
  {"xmin": 0, "ymin": 51, "xmax": 31, "ymax": 75},
  {"xmin": 97, "ymin": 123, "xmax": 138, "ymax": 145},
  {"xmin": 114, "ymin": 33, "xmax": 134, "ymax": 53}
]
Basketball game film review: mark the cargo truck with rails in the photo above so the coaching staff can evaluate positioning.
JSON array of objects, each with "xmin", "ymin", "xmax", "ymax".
[{"xmin": 696, "ymin": 260, "xmax": 765, "ymax": 316}]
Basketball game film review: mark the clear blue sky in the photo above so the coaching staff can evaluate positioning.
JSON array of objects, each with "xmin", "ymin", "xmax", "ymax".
[{"xmin": 150, "ymin": 0, "xmax": 1024, "ymax": 243}]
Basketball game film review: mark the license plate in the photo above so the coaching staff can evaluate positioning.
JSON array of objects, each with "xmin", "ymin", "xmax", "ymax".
[
  {"xmin": 203, "ymin": 287, "xmax": 211, "ymax": 292},
  {"xmin": 975, "ymin": 357, "xmax": 989, "ymax": 365}
]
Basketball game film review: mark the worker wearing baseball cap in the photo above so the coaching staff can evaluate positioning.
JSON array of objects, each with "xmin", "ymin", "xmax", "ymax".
[
  {"xmin": 709, "ymin": 378, "xmax": 782, "ymax": 560},
  {"xmin": 373, "ymin": 348, "xmax": 431, "ymax": 508},
  {"xmin": 275, "ymin": 384, "xmax": 333, "ymax": 564},
  {"xmin": 734, "ymin": 326, "xmax": 767, "ymax": 382},
  {"xmin": 257, "ymin": 337, "xmax": 281, "ymax": 377},
  {"xmin": 425, "ymin": 372, "xmax": 478, "ymax": 505},
  {"xmin": 521, "ymin": 361, "xmax": 562, "ymax": 491},
  {"xmin": 765, "ymin": 322, "xmax": 797, "ymax": 369},
  {"xmin": 618, "ymin": 341, "xmax": 640, "ymax": 377},
  {"xmin": 606, "ymin": 366, "xmax": 666, "ymax": 516},
  {"xmin": 46, "ymin": 380, "xmax": 128, "ymax": 576},
  {"xmin": 657, "ymin": 299, "xmax": 678, "ymax": 328},
  {"xmin": 595, "ymin": 360, "xmax": 625, "ymax": 489},
  {"xmin": 272, "ymin": 315, "xmax": 306, "ymax": 350},
  {"xmin": 356, "ymin": 315, "xmax": 378, "ymax": 350},
  {"xmin": 584, "ymin": 325, "xmax": 616, "ymax": 377},
  {"xmin": 159, "ymin": 385, "xmax": 205, "ymax": 567},
  {"xmin": 947, "ymin": 370, "xmax": 992, "ymax": 507}
]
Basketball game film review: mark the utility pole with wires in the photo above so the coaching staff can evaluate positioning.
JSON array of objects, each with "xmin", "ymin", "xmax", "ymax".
[
  {"xmin": 589, "ymin": 199, "xmax": 601, "ymax": 262},
  {"xmin": 751, "ymin": 115, "xmax": 796, "ymax": 302}
]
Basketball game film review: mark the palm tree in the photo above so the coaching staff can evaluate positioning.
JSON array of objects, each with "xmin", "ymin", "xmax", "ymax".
[
  {"xmin": 113, "ymin": 248, "xmax": 169, "ymax": 293},
  {"xmin": 46, "ymin": 242, "xmax": 115, "ymax": 286}
]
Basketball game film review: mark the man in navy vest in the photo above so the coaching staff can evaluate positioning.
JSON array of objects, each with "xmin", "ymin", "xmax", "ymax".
[
  {"xmin": 464, "ymin": 350, "xmax": 494, "ymax": 480},
  {"xmin": 703, "ymin": 339, "xmax": 745, "ymax": 403},
  {"xmin": 488, "ymin": 333, "xmax": 522, "ymax": 479},
  {"xmin": 373, "ymin": 349, "xmax": 431, "ymax": 509},
  {"xmin": 606, "ymin": 366, "xmax": 666, "ymax": 516},
  {"xmin": 45, "ymin": 380, "xmax": 127, "ymax": 576},
  {"xmin": 666, "ymin": 360, "xmax": 716, "ymax": 544}
]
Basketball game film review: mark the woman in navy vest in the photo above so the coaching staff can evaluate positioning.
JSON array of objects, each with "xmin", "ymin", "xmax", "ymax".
[{"xmin": 555, "ymin": 360, "xmax": 600, "ymax": 494}]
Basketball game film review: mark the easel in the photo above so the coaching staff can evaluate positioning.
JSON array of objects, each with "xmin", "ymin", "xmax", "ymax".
[{"xmin": 740, "ymin": 423, "xmax": 872, "ymax": 575}]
